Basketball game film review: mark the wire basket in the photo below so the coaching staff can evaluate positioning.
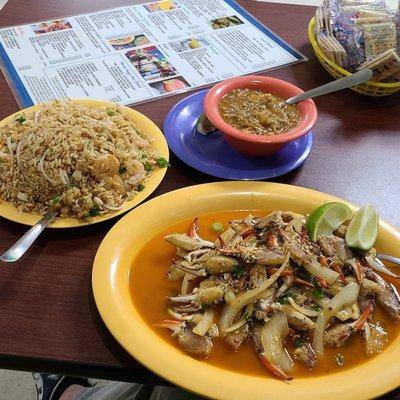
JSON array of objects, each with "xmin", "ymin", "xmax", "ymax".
[{"xmin": 308, "ymin": 18, "xmax": 400, "ymax": 97}]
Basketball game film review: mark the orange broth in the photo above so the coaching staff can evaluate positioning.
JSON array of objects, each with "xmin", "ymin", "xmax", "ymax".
[{"xmin": 130, "ymin": 210, "xmax": 400, "ymax": 378}]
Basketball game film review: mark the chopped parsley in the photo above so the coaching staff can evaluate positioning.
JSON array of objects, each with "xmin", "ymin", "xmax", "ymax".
[
  {"xmin": 335, "ymin": 353, "xmax": 344, "ymax": 367},
  {"xmin": 243, "ymin": 312, "xmax": 251, "ymax": 322},
  {"xmin": 211, "ymin": 222, "xmax": 223, "ymax": 232},
  {"xmin": 15, "ymin": 114, "xmax": 26, "ymax": 123},
  {"xmin": 311, "ymin": 287, "xmax": 325, "ymax": 300},
  {"xmin": 156, "ymin": 157, "xmax": 169, "ymax": 168},
  {"xmin": 144, "ymin": 162, "xmax": 153, "ymax": 172},
  {"xmin": 277, "ymin": 288, "xmax": 298, "ymax": 304},
  {"xmin": 106, "ymin": 110, "xmax": 115, "ymax": 116},
  {"xmin": 137, "ymin": 183, "xmax": 145, "ymax": 192},
  {"xmin": 231, "ymin": 265, "xmax": 245, "ymax": 279},
  {"xmin": 51, "ymin": 195, "xmax": 61, "ymax": 205},
  {"xmin": 88, "ymin": 205, "xmax": 100, "ymax": 217},
  {"xmin": 141, "ymin": 153, "xmax": 147, "ymax": 159},
  {"xmin": 293, "ymin": 338, "xmax": 304, "ymax": 348},
  {"xmin": 119, "ymin": 166, "xmax": 127, "ymax": 174}
]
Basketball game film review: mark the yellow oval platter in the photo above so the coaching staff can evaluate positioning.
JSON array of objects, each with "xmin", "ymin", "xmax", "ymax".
[
  {"xmin": 92, "ymin": 181, "xmax": 400, "ymax": 400},
  {"xmin": 0, "ymin": 99, "xmax": 169, "ymax": 228}
]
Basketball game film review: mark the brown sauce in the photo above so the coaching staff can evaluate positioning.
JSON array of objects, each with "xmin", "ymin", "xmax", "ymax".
[
  {"xmin": 130, "ymin": 210, "xmax": 399, "ymax": 378},
  {"xmin": 218, "ymin": 88, "xmax": 301, "ymax": 136}
]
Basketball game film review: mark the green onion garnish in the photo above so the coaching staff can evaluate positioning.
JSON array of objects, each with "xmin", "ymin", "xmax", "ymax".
[
  {"xmin": 211, "ymin": 222, "xmax": 223, "ymax": 232},
  {"xmin": 156, "ymin": 157, "xmax": 169, "ymax": 168},
  {"xmin": 15, "ymin": 115, "xmax": 26, "ymax": 123}
]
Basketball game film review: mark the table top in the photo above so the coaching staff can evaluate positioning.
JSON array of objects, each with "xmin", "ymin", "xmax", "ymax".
[{"xmin": 0, "ymin": 0, "xmax": 399, "ymax": 391}]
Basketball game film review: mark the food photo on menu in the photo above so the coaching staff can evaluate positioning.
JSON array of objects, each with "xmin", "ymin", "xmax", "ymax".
[{"xmin": 0, "ymin": 0, "xmax": 399, "ymax": 399}]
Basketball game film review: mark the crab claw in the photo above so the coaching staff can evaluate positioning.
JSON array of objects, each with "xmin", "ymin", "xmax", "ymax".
[
  {"xmin": 347, "ymin": 259, "xmax": 364, "ymax": 284},
  {"xmin": 240, "ymin": 226, "xmax": 255, "ymax": 239},
  {"xmin": 216, "ymin": 234, "xmax": 225, "ymax": 247},
  {"xmin": 154, "ymin": 319, "xmax": 183, "ymax": 333},
  {"xmin": 189, "ymin": 218, "xmax": 199, "ymax": 237},
  {"xmin": 166, "ymin": 294, "xmax": 198, "ymax": 303},
  {"xmin": 165, "ymin": 233, "xmax": 199, "ymax": 251},
  {"xmin": 266, "ymin": 233, "xmax": 278, "ymax": 249},
  {"xmin": 293, "ymin": 278, "xmax": 314, "ymax": 288},
  {"xmin": 260, "ymin": 355, "xmax": 293, "ymax": 381},
  {"xmin": 219, "ymin": 247, "xmax": 241, "ymax": 256}
]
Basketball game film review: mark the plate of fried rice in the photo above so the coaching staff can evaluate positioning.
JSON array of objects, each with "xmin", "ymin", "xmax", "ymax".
[{"xmin": 0, "ymin": 99, "xmax": 169, "ymax": 228}]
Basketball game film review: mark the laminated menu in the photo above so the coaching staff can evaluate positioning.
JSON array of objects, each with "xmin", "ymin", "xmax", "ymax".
[{"xmin": 0, "ymin": 0, "xmax": 305, "ymax": 108}]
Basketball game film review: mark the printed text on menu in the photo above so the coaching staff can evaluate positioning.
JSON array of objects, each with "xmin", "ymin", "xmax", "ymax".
[{"xmin": 0, "ymin": 0, "xmax": 304, "ymax": 107}]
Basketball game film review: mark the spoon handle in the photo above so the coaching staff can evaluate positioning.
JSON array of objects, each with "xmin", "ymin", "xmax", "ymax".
[
  {"xmin": 286, "ymin": 69, "xmax": 373, "ymax": 105},
  {"xmin": 377, "ymin": 253, "xmax": 400, "ymax": 266},
  {"xmin": 0, "ymin": 211, "xmax": 58, "ymax": 263}
]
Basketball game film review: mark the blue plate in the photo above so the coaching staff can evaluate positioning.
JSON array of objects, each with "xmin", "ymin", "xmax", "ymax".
[{"xmin": 163, "ymin": 90, "xmax": 314, "ymax": 180}]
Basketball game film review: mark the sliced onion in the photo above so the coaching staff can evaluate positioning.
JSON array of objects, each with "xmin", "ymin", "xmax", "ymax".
[
  {"xmin": 103, "ymin": 203, "xmax": 124, "ymax": 211},
  {"xmin": 224, "ymin": 289, "xmax": 236, "ymax": 304},
  {"xmin": 167, "ymin": 294, "xmax": 197, "ymax": 303},
  {"xmin": 288, "ymin": 297, "xmax": 319, "ymax": 317},
  {"xmin": 38, "ymin": 153, "xmax": 57, "ymax": 185},
  {"xmin": 329, "ymin": 281, "xmax": 359, "ymax": 312},
  {"xmin": 222, "ymin": 318, "xmax": 247, "ymax": 333},
  {"xmin": 16, "ymin": 139, "xmax": 24, "ymax": 170},
  {"xmin": 220, "ymin": 253, "xmax": 290, "ymax": 331},
  {"xmin": 208, "ymin": 323, "xmax": 220, "ymax": 338},
  {"xmin": 34, "ymin": 109, "xmax": 41, "ymax": 123},
  {"xmin": 6, "ymin": 136, "xmax": 13, "ymax": 158},
  {"xmin": 302, "ymin": 258, "xmax": 339, "ymax": 285},
  {"xmin": 193, "ymin": 308, "xmax": 215, "ymax": 336},
  {"xmin": 313, "ymin": 282, "xmax": 359, "ymax": 355},
  {"xmin": 260, "ymin": 311, "xmax": 293, "ymax": 372},
  {"xmin": 365, "ymin": 256, "xmax": 400, "ymax": 279},
  {"xmin": 364, "ymin": 322, "xmax": 371, "ymax": 341},
  {"xmin": 324, "ymin": 282, "xmax": 345, "ymax": 296},
  {"xmin": 166, "ymin": 308, "xmax": 193, "ymax": 321},
  {"xmin": 336, "ymin": 304, "xmax": 360, "ymax": 321}
]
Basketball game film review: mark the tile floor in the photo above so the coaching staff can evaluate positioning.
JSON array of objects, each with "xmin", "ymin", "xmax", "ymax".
[{"xmin": 0, "ymin": 370, "xmax": 36, "ymax": 399}]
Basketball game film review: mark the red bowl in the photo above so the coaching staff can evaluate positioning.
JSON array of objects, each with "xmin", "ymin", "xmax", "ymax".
[{"xmin": 204, "ymin": 75, "xmax": 318, "ymax": 157}]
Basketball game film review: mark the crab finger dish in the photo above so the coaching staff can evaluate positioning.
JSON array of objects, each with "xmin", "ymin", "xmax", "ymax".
[{"xmin": 131, "ymin": 209, "xmax": 400, "ymax": 381}]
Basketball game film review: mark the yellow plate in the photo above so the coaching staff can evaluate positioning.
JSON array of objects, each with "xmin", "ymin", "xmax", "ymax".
[
  {"xmin": 92, "ymin": 182, "xmax": 400, "ymax": 400},
  {"xmin": 0, "ymin": 99, "xmax": 169, "ymax": 228}
]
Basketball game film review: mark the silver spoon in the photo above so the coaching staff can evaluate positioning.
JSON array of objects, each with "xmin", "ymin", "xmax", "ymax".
[
  {"xmin": 0, "ymin": 211, "xmax": 58, "ymax": 263},
  {"xmin": 286, "ymin": 69, "xmax": 373, "ymax": 105},
  {"xmin": 377, "ymin": 253, "xmax": 400, "ymax": 266}
]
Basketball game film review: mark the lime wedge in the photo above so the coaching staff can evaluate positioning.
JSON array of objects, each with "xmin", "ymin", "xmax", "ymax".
[
  {"xmin": 345, "ymin": 204, "xmax": 378, "ymax": 251},
  {"xmin": 306, "ymin": 202, "xmax": 353, "ymax": 242},
  {"xmin": 195, "ymin": 113, "xmax": 216, "ymax": 135}
]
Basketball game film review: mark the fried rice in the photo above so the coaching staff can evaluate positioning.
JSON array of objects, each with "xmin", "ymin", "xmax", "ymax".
[{"xmin": 0, "ymin": 100, "xmax": 164, "ymax": 219}]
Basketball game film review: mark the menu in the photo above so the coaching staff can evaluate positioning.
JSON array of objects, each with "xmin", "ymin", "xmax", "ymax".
[{"xmin": 0, "ymin": 0, "xmax": 305, "ymax": 108}]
